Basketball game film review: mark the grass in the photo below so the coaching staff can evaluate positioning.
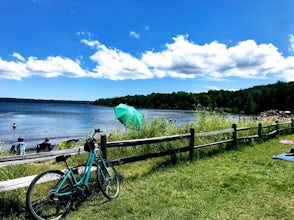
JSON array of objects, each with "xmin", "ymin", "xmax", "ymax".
[
  {"xmin": 63, "ymin": 134, "xmax": 294, "ymax": 220},
  {"xmin": 0, "ymin": 112, "xmax": 293, "ymax": 219}
]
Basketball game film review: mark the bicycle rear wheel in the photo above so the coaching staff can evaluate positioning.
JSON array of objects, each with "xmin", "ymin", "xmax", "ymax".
[
  {"xmin": 26, "ymin": 170, "xmax": 73, "ymax": 220},
  {"xmin": 96, "ymin": 161, "xmax": 120, "ymax": 199}
]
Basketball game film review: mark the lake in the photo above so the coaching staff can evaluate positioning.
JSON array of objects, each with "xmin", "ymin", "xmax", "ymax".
[{"xmin": 0, "ymin": 100, "xmax": 196, "ymax": 150}]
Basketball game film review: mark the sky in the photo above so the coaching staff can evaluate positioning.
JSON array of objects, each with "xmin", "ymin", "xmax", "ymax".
[{"xmin": 0, "ymin": 0, "xmax": 294, "ymax": 101}]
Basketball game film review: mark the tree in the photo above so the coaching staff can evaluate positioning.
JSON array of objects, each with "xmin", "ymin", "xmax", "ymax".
[{"xmin": 93, "ymin": 81, "xmax": 294, "ymax": 115}]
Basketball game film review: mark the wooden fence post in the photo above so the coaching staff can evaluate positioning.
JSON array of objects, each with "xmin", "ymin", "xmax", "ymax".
[
  {"xmin": 275, "ymin": 120, "xmax": 279, "ymax": 136},
  {"xmin": 232, "ymin": 124, "xmax": 237, "ymax": 146},
  {"xmin": 258, "ymin": 123, "xmax": 262, "ymax": 139},
  {"xmin": 100, "ymin": 135, "xmax": 107, "ymax": 159},
  {"xmin": 189, "ymin": 128, "xmax": 195, "ymax": 161}
]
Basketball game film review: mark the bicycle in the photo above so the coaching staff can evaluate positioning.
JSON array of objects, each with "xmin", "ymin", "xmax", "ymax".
[{"xmin": 26, "ymin": 129, "xmax": 120, "ymax": 220}]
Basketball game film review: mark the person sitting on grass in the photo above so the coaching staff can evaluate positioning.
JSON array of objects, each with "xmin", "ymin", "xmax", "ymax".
[
  {"xmin": 10, "ymin": 137, "xmax": 26, "ymax": 155},
  {"xmin": 36, "ymin": 137, "xmax": 52, "ymax": 153}
]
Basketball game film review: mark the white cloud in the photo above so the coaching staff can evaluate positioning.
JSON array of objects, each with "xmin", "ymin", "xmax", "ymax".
[
  {"xmin": 80, "ymin": 39, "xmax": 100, "ymax": 48},
  {"xmin": 0, "ymin": 57, "xmax": 29, "ymax": 80},
  {"xmin": 289, "ymin": 34, "xmax": 294, "ymax": 52},
  {"xmin": 89, "ymin": 42, "xmax": 153, "ymax": 80},
  {"xmin": 0, "ymin": 55, "xmax": 87, "ymax": 80},
  {"xmin": 26, "ymin": 56, "xmax": 87, "ymax": 78},
  {"xmin": 12, "ymin": 52, "xmax": 25, "ymax": 62},
  {"xmin": 76, "ymin": 31, "xmax": 93, "ymax": 39},
  {"xmin": 142, "ymin": 35, "xmax": 292, "ymax": 81},
  {"xmin": 129, "ymin": 31, "xmax": 140, "ymax": 39},
  {"xmin": 0, "ymin": 34, "xmax": 294, "ymax": 82},
  {"xmin": 281, "ymin": 56, "xmax": 294, "ymax": 81}
]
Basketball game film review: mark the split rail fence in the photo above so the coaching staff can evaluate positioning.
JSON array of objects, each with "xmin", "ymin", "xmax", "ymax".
[{"xmin": 1, "ymin": 119, "xmax": 294, "ymax": 192}]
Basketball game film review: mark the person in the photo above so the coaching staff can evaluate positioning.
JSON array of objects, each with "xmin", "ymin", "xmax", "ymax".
[
  {"xmin": 10, "ymin": 137, "xmax": 25, "ymax": 155},
  {"xmin": 36, "ymin": 137, "xmax": 52, "ymax": 153},
  {"xmin": 12, "ymin": 123, "xmax": 16, "ymax": 130},
  {"xmin": 107, "ymin": 133, "xmax": 113, "ymax": 142}
]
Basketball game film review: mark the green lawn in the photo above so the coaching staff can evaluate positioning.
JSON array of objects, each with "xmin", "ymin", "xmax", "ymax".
[
  {"xmin": 64, "ymin": 134, "xmax": 294, "ymax": 220},
  {"xmin": 1, "ymin": 133, "xmax": 294, "ymax": 219}
]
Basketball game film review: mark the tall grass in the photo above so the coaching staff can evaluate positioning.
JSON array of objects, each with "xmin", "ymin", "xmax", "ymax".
[{"xmin": 105, "ymin": 110, "xmax": 274, "ymax": 161}]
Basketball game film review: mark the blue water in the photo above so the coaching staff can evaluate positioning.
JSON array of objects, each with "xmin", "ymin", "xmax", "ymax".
[{"xmin": 0, "ymin": 101, "xmax": 196, "ymax": 150}]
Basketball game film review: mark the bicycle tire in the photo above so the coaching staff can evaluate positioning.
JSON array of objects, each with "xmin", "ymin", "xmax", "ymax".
[
  {"xmin": 96, "ymin": 161, "xmax": 120, "ymax": 199},
  {"xmin": 26, "ymin": 170, "xmax": 73, "ymax": 220}
]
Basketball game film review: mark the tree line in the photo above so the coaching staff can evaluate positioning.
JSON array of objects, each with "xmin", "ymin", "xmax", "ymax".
[{"xmin": 94, "ymin": 81, "xmax": 294, "ymax": 115}]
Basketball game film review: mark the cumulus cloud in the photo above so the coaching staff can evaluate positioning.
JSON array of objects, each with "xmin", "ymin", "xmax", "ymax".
[
  {"xmin": 281, "ymin": 56, "xmax": 294, "ymax": 81},
  {"xmin": 0, "ymin": 57, "xmax": 29, "ymax": 80},
  {"xmin": 142, "ymin": 36, "xmax": 287, "ymax": 80},
  {"xmin": 88, "ymin": 42, "xmax": 153, "ymax": 80},
  {"xmin": 0, "ymin": 34, "xmax": 294, "ymax": 82},
  {"xmin": 0, "ymin": 55, "xmax": 87, "ymax": 80},
  {"xmin": 26, "ymin": 56, "xmax": 87, "ymax": 78}
]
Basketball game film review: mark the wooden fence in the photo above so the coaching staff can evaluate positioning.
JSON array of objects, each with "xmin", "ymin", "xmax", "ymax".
[{"xmin": 1, "ymin": 119, "xmax": 293, "ymax": 192}]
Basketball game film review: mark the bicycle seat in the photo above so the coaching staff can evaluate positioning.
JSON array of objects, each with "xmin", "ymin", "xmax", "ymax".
[{"xmin": 56, "ymin": 154, "xmax": 71, "ymax": 163}]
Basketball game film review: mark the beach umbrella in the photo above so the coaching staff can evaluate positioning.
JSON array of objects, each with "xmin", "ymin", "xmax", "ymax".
[{"xmin": 114, "ymin": 103, "xmax": 144, "ymax": 129}]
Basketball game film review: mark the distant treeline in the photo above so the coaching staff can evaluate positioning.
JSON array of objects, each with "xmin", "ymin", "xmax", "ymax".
[
  {"xmin": 94, "ymin": 81, "xmax": 294, "ymax": 114},
  {"xmin": 0, "ymin": 98, "xmax": 92, "ymax": 105}
]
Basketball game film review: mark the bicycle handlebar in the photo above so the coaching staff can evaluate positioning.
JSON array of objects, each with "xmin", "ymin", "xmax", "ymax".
[
  {"xmin": 94, "ymin": 128, "xmax": 103, "ymax": 134},
  {"xmin": 66, "ymin": 129, "xmax": 103, "ymax": 143}
]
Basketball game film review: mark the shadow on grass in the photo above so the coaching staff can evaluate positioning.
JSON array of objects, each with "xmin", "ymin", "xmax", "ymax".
[{"xmin": 0, "ymin": 197, "xmax": 29, "ymax": 219}]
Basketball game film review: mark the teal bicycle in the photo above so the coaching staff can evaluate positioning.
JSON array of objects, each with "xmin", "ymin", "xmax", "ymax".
[{"xmin": 26, "ymin": 129, "xmax": 120, "ymax": 220}]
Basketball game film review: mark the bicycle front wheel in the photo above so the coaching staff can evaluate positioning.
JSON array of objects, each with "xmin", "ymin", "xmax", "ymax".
[
  {"xmin": 26, "ymin": 170, "xmax": 73, "ymax": 220},
  {"xmin": 96, "ymin": 161, "xmax": 120, "ymax": 199}
]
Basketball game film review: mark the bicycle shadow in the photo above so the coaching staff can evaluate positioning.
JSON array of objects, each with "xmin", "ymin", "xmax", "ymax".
[{"xmin": 71, "ymin": 185, "xmax": 113, "ymax": 212}]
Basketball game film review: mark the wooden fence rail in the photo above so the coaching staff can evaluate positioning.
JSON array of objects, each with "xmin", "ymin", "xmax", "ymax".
[{"xmin": 1, "ymin": 119, "xmax": 294, "ymax": 192}]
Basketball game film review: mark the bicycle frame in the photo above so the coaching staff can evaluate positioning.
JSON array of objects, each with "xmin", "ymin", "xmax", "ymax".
[{"xmin": 54, "ymin": 147, "xmax": 112, "ymax": 197}]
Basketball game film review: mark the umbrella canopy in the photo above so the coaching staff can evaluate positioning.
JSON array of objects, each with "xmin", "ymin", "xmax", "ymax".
[{"xmin": 114, "ymin": 103, "xmax": 144, "ymax": 129}]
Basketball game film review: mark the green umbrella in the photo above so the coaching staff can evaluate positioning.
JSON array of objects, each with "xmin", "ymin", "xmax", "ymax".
[{"xmin": 114, "ymin": 103, "xmax": 144, "ymax": 130}]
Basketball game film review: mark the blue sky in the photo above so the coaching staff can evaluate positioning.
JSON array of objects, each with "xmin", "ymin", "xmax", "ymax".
[{"xmin": 0, "ymin": 0, "xmax": 294, "ymax": 101}]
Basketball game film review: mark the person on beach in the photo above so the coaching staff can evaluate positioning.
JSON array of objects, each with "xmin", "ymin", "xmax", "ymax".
[
  {"xmin": 36, "ymin": 137, "xmax": 52, "ymax": 153},
  {"xmin": 107, "ymin": 133, "xmax": 112, "ymax": 142},
  {"xmin": 10, "ymin": 137, "xmax": 26, "ymax": 155}
]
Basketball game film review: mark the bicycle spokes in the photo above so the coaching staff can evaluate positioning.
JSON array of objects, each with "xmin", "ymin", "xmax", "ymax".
[
  {"xmin": 96, "ymin": 164, "xmax": 120, "ymax": 199},
  {"xmin": 26, "ymin": 170, "xmax": 73, "ymax": 220}
]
